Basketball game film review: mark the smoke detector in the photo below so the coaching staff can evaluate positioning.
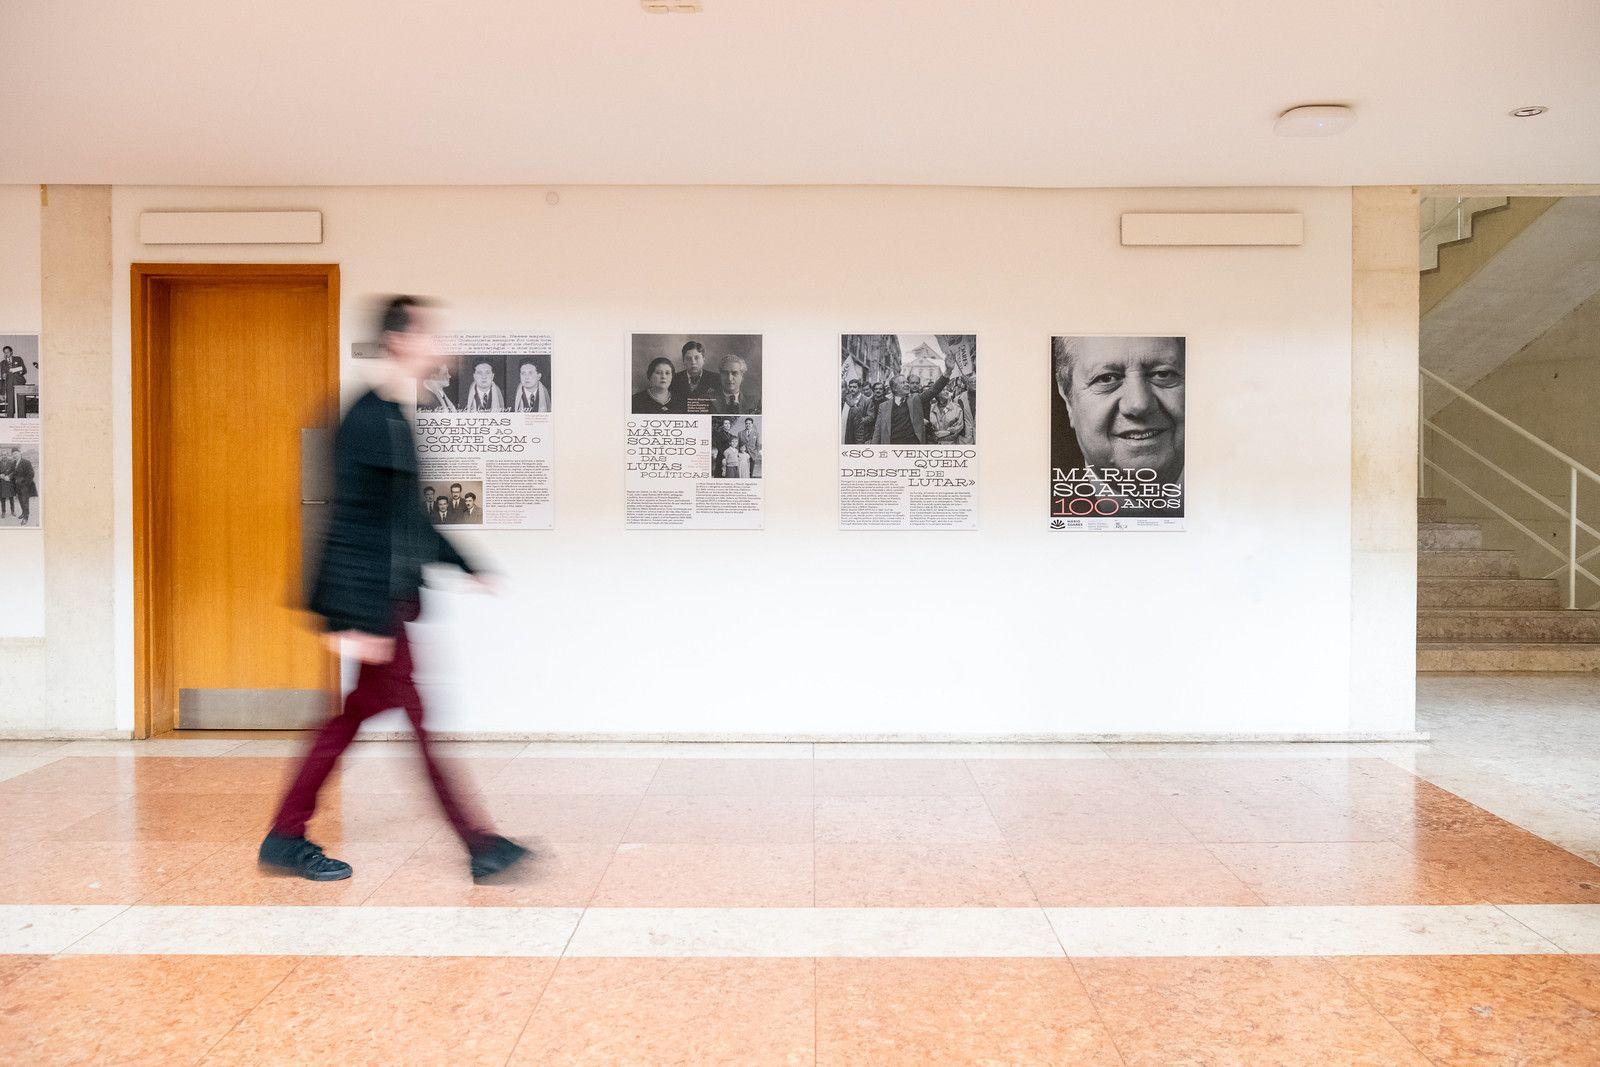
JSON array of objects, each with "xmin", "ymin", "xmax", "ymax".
[{"xmin": 642, "ymin": 1, "xmax": 701, "ymax": 11}]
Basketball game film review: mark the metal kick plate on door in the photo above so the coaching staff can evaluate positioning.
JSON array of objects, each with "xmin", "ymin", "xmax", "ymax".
[{"xmin": 180, "ymin": 688, "xmax": 331, "ymax": 730}]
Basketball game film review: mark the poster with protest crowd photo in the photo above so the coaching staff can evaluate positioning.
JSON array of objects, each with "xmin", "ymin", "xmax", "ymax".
[
  {"xmin": 1049, "ymin": 335, "xmax": 1185, "ymax": 531},
  {"xmin": 839, "ymin": 334, "xmax": 977, "ymax": 530},
  {"xmin": 415, "ymin": 334, "xmax": 553, "ymax": 529},
  {"xmin": 626, "ymin": 333, "xmax": 763, "ymax": 530}
]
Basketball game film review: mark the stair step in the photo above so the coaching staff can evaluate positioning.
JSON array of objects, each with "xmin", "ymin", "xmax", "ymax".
[
  {"xmin": 1418, "ymin": 497, "xmax": 1448, "ymax": 523},
  {"xmin": 1417, "ymin": 608, "xmax": 1600, "ymax": 643},
  {"xmin": 1418, "ymin": 521, "xmax": 1484, "ymax": 550},
  {"xmin": 1418, "ymin": 577, "xmax": 1561, "ymax": 609},
  {"xmin": 1417, "ymin": 549, "xmax": 1519, "ymax": 578},
  {"xmin": 1418, "ymin": 642, "xmax": 1600, "ymax": 673}
]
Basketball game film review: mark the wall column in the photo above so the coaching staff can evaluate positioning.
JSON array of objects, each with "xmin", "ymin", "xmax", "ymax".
[
  {"xmin": 40, "ymin": 185, "xmax": 118, "ymax": 734},
  {"xmin": 1350, "ymin": 186, "xmax": 1420, "ymax": 733}
]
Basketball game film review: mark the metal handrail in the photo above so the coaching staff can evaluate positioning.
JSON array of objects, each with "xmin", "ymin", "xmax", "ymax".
[
  {"xmin": 1423, "ymin": 461, "xmax": 1600, "ymax": 593},
  {"xmin": 1420, "ymin": 367, "xmax": 1600, "ymax": 488},
  {"xmin": 1423, "ymin": 420, "xmax": 1600, "ymax": 545},
  {"xmin": 1419, "ymin": 367, "xmax": 1596, "ymax": 608}
]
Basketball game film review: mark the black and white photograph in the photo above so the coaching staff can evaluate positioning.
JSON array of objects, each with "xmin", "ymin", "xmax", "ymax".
[
  {"xmin": 630, "ymin": 334, "xmax": 761, "ymax": 416},
  {"xmin": 0, "ymin": 442, "xmax": 40, "ymax": 527},
  {"xmin": 417, "ymin": 354, "xmax": 462, "ymax": 411},
  {"xmin": 458, "ymin": 353, "xmax": 508, "ymax": 412},
  {"xmin": 422, "ymin": 479, "xmax": 485, "ymax": 526},
  {"xmin": 506, "ymin": 354, "xmax": 552, "ymax": 413},
  {"xmin": 840, "ymin": 334, "xmax": 975, "ymax": 446},
  {"xmin": 0, "ymin": 335, "xmax": 41, "ymax": 420},
  {"xmin": 711, "ymin": 416, "xmax": 762, "ymax": 479},
  {"xmin": 1049, "ymin": 335, "xmax": 1186, "ymax": 530}
]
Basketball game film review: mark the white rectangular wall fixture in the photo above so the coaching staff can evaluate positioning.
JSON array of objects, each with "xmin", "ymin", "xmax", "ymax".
[
  {"xmin": 1121, "ymin": 212, "xmax": 1303, "ymax": 247},
  {"xmin": 138, "ymin": 210, "xmax": 323, "ymax": 246}
]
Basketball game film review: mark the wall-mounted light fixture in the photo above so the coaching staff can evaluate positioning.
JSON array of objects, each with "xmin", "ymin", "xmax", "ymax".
[{"xmin": 1273, "ymin": 104, "xmax": 1357, "ymax": 137}]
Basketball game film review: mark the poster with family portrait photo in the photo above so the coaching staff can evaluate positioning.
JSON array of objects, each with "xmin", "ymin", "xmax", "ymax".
[
  {"xmin": 1049, "ymin": 335, "xmax": 1185, "ymax": 531},
  {"xmin": 626, "ymin": 334, "xmax": 764, "ymax": 529},
  {"xmin": 414, "ymin": 334, "xmax": 555, "ymax": 530},
  {"xmin": 838, "ymin": 334, "xmax": 977, "ymax": 530}
]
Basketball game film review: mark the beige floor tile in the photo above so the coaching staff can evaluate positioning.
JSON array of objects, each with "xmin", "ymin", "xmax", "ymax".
[
  {"xmin": 1332, "ymin": 954, "xmax": 1600, "ymax": 1065},
  {"xmin": 205, "ymin": 956, "xmax": 556, "ymax": 1066},
  {"xmin": 813, "ymin": 843, "xmax": 1036, "ymax": 907},
  {"xmin": 1014, "ymin": 840, "xmax": 1264, "ymax": 907},
  {"xmin": 1076, "ymin": 956, "xmax": 1429, "ymax": 1065},
  {"xmin": 510, "ymin": 957, "xmax": 814, "ymax": 1065},
  {"xmin": 813, "ymin": 759, "xmax": 979, "ymax": 795},
  {"xmin": 483, "ymin": 757, "xmax": 662, "ymax": 795},
  {"xmin": 645, "ymin": 758, "xmax": 814, "ymax": 796},
  {"xmin": 135, "ymin": 838, "xmax": 420, "ymax": 906},
  {"xmin": 590, "ymin": 843, "xmax": 814, "ymax": 907},
  {"xmin": 0, "ymin": 841, "xmax": 224, "ymax": 905},
  {"xmin": 624, "ymin": 795, "xmax": 814, "ymax": 844},
  {"xmin": 816, "ymin": 958, "xmax": 1121, "ymax": 1065},
  {"xmin": 813, "ymin": 796, "xmax": 1003, "ymax": 844},
  {"xmin": 0, "ymin": 954, "xmax": 296, "ymax": 1065},
  {"xmin": 364, "ymin": 840, "xmax": 614, "ymax": 907}
]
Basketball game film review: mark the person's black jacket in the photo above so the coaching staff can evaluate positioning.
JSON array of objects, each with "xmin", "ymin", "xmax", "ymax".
[{"xmin": 308, "ymin": 390, "xmax": 475, "ymax": 637}]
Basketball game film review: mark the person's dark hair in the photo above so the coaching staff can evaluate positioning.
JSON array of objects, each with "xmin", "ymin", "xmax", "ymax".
[
  {"xmin": 681, "ymin": 341, "xmax": 704, "ymax": 359},
  {"xmin": 1, "ymin": 346, "xmax": 11, "ymax": 353},
  {"xmin": 646, "ymin": 356, "xmax": 674, "ymax": 379},
  {"xmin": 424, "ymin": 486, "xmax": 435, "ymax": 495},
  {"xmin": 744, "ymin": 418, "xmax": 754, "ymax": 425},
  {"xmin": 378, "ymin": 295, "xmax": 430, "ymax": 339},
  {"xmin": 450, "ymin": 482, "xmax": 463, "ymax": 491},
  {"xmin": 464, "ymin": 492, "xmax": 477, "ymax": 502}
]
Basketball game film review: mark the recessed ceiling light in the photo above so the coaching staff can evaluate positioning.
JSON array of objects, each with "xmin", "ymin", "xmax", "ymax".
[
  {"xmin": 641, "ymin": 0, "xmax": 701, "ymax": 11},
  {"xmin": 1274, "ymin": 104, "xmax": 1357, "ymax": 137},
  {"xmin": 1510, "ymin": 106, "xmax": 1548, "ymax": 118}
]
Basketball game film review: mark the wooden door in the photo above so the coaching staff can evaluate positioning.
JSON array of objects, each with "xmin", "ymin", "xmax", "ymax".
[{"xmin": 133, "ymin": 265, "xmax": 340, "ymax": 736}]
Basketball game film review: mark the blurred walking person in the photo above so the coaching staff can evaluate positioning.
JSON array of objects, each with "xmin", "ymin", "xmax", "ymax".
[{"xmin": 260, "ymin": 295, "xmax": 529, "ymax": 883}]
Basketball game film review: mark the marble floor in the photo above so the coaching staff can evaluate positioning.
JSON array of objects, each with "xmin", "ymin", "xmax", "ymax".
[{"xmin": 2, "ymin": 675, "xmax": 1600, "ymax": 1063}]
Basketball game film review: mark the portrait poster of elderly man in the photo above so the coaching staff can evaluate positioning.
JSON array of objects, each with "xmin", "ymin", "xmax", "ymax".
[{"xmin": 1049, "ymin": 335, "xmax": 1185, "ymax": 530}]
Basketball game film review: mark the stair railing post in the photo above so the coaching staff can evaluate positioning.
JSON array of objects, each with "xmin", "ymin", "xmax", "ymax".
[
  {"xmin": 1571, "ymin": 466, "xmax": 1579, "ymax": 610},
  {"xmin": 1417, "ymin": 372, "xmax": 1426, "ymax": 497}
]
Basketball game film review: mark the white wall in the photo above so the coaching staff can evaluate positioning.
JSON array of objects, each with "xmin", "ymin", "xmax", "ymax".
[
  {"xmin": 109, "ymin": 185, "xmax": 1374, "ymax": 738},
  {"xmin": 0, "ymin": 186, "xmax": 46, "ymax": 638}
]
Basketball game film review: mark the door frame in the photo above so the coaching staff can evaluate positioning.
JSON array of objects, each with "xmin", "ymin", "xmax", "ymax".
[{"xmin": 131, "ymin": 263, "xmax": 341, "ymax": 739}]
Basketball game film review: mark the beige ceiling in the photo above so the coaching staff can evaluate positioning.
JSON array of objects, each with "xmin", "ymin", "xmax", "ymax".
[{"xmin": 3, "ymin": 0, "xmax": 1597, "ymax": 187}]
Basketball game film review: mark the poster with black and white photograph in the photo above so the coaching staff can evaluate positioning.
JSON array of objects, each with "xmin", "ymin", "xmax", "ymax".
[
  {"xmin": 0, "ymin": 335, "xmax": 40, "ymax": 421},
  {"xmin": 414, "ymin": 334, "xmax": 553, "ymax": 529},
  {"xmin": 0, "ymin": 335, "xmax": 41, "ymax": 530},
  {"xmin": 0, "ymin": 421, "xmax": 41, "ymax": 528},
  {"xmin": 626, "ymin": 333, "xmax": 763, "ymax": 529},
  {"xmin": 1049, "ymin": 335, "xmax": 1185, "ymax": 531},
  {"xmin": 839, "ymin": 334, "xmax": 977, "ymax": 530}
]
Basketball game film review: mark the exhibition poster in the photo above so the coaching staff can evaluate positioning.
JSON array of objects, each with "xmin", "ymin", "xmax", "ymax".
[
  {"xmin": 626, "ymin": 333, "xmax": 764, "ymax": 530},
  {"xmin": 0, "ymin": 334, "xmax": 41, "ymax": 529},
  {"xmin": 839, "ymin": 334, "xmax": 976, "ymax": 530},
  {"xmin": 1049, "ymin": 335, "xmax": 1185, "ymax": 531},
  {"xmin": 415, "ymin": 333, "xmax": 554, "ymax": 530}
]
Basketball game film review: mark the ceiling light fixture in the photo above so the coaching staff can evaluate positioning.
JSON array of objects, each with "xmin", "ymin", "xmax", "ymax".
[
  {"xmin": 1510, "ymin": 106, "xmax": 1548, "ymax": 118},
  {"xmin": 641, "ymin": 1, "xmax": 701, "ymax": 11},
  {"xmin": 1274, "ymin": 104, "xmax": 1357, "ymax": 137}
]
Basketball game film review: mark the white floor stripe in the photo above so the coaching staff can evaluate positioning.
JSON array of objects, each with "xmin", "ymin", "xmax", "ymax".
[
  {"xmin": 1046, "ymin": 906, "xmax": 1564, "ymax": 958},
  {"xmin": 1499, "ymin": 904, "xmax": 1600, "ymax": 953},
  {"xmin": 59, "ymin": 906, "xmax": 582, "ymax": 957},
  {"xmin": 564, "ymin": 908, "xmax": 1062, "ymax": 958},
  {"xmin": 0, "ymin": 905, "xmax": 128, "ymax": 954},
  {"xmin": 9, "ymin": 904, "xmax": 1598, "ymax": 959}
]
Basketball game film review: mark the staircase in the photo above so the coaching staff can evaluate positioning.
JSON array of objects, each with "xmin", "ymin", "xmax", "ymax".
[{"xmin": 1417, "ymin": 497, "xmax": 1600, "ymax": 672}]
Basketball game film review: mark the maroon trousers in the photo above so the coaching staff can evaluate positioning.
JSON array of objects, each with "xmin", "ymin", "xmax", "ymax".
[{"xmin": 270, "ymin": 602, "xmax": 488, "ymax": 848}]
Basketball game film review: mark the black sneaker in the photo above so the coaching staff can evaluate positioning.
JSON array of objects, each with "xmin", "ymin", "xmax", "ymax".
[
  {"xmin": 469, "ymin": 834, "xmax": 531, "ymax": 882},
  {"xmin": 258, "ymin": 834, "xmax": 353, "ymax": 881}
]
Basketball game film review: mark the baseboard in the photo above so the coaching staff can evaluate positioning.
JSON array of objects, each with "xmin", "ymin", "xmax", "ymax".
[
  {"xmin": 0, "ymin": 729, "xmax": 133, "ymax": 740},
  {"xmin": 349, "ymin": 730, "xmax": 1433, "ymax": 743}
]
